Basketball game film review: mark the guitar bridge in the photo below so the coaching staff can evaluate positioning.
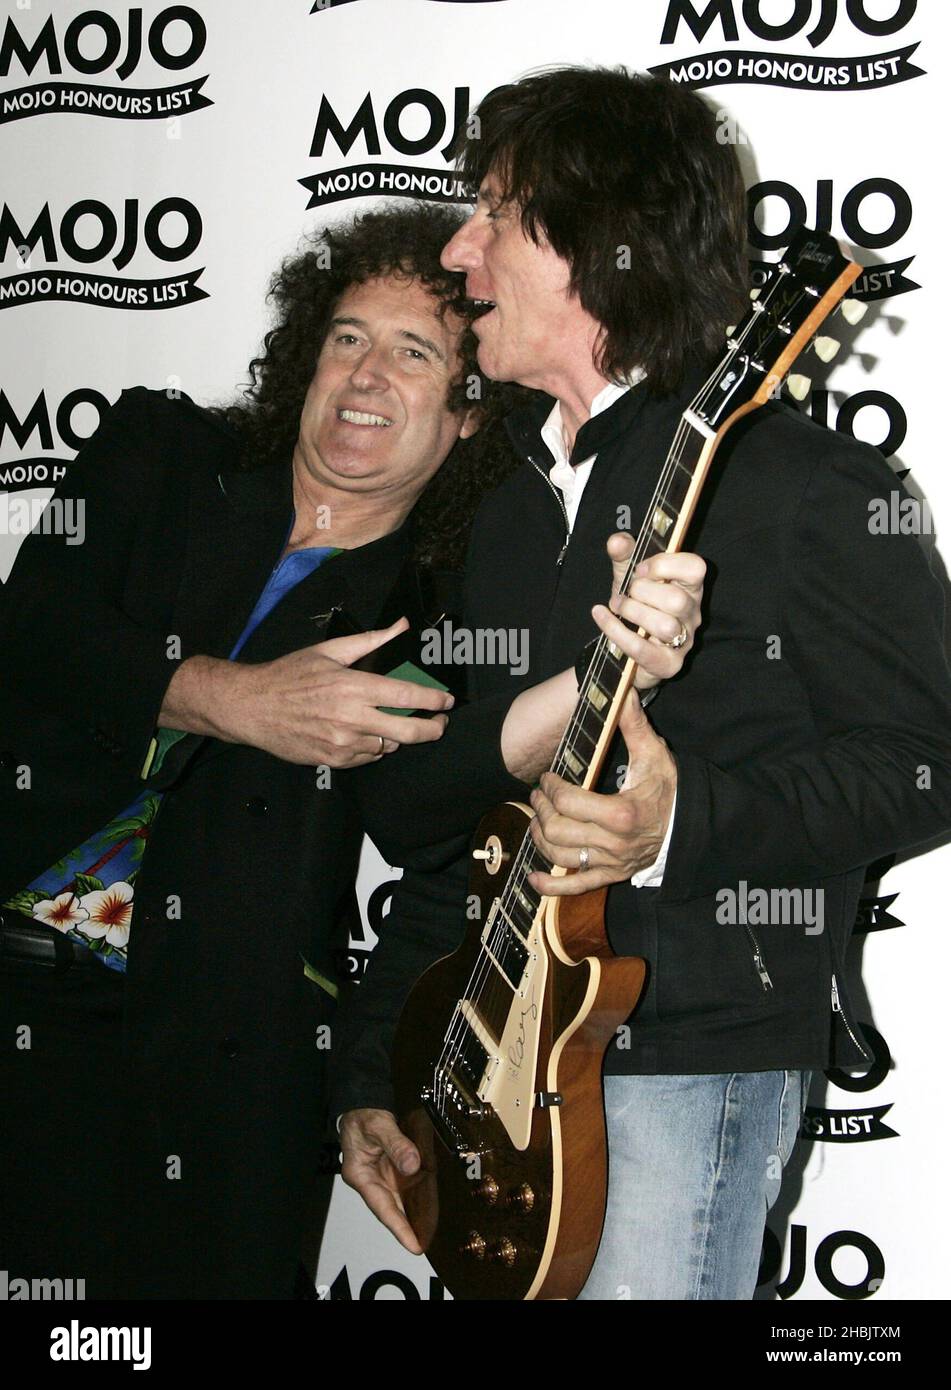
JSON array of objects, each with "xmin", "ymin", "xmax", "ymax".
[{"xmin": 421, "ymin": 1086, "xmax": 491, "ymax": 1155}]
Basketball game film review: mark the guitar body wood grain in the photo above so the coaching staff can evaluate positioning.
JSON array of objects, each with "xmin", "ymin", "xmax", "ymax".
[{"xmin": 392, "ymin": 802, "xmax": 645, "ymax": 1300}]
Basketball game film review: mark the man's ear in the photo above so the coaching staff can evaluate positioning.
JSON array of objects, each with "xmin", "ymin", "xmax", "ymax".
[{"xmin": 459, "ymin": 404, "xmax": 482, "ymax": 439}]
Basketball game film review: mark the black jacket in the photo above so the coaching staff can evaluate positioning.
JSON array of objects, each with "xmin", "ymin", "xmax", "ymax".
[
  {"xmin": 331, "ymin": 375, "xmax": 951, "ymax": 1113},
  {"xmin": 0, "ymin": 386, "xmax": 447, "ymax": 1297}
]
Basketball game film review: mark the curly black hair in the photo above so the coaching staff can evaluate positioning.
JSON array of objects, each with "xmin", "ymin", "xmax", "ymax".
[{"xmin": 213, "ymin": 202, "xmax": 525, "ymax": 570}]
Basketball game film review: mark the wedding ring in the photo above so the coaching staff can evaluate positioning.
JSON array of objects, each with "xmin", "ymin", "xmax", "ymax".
[
  {"xmin": 579, "ymin": 846, "xmax": 590, "ymax": 871},
  {"xmin": 377, "ymin": 736, "xmax": 385, "ymax": 755},
  {"xmin": 663, "ymin": 621, "xmax": 688, "ymax": 650}
]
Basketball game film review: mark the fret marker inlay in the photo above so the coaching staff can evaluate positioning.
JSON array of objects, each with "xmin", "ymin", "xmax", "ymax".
[
  {"xmin": 586, "ymin": 682, "xmax": 609, "ymax": 712},
  {"xmin": 652, "ymin": 506, "xmax": 673, "ymax": 537},
  {"xmin": 563, "ymin": 750, "xmax": 584, "ymax": 779}
]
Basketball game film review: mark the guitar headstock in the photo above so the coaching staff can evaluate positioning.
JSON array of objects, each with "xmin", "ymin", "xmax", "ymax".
[{"xmin": 696, "ymin": 226, "xmax": 864, "ymax": 433}]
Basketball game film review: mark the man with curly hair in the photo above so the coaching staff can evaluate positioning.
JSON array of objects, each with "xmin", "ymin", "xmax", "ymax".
[{"xmin": 0, "ymin": 198, "xmax": 701, "ymax": 1300}]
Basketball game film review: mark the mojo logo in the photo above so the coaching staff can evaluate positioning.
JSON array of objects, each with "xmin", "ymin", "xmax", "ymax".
[
  {"xmin": 0, "ymin": 386, "xmax": 109, "ymax": 487},
  {"xmin": 800, "ymin": 1023, "xmax": 898, "ymax": 1145},
  {"xmin": 0, "ymin": 198, "xmax": 208, "ymax": 310},
  {"xmin": 809, "ymin": 388, "xmax": 907, "ymax": 461},
  {"xmin": 0, "ymin": 5, "xmax": 212, "ymax": 125},
  {"xmin": 299, "ymin": 86, "xmax": 476, "ymax": 210},
  {"xmin": 327, "ymin": 1267, "xmax": 447, "ymax": 1300},
  {"xmin": 333, "ymin": 876, "xmax": 398, "ymax": 981},
  {"xmin": 759, "ymin": 1224, "xmax": 885, "ymax": 1299},
  {"xmin": 651, "ymin": 0, "xmax": 922, "ymax": 92},
  {"xmin": 0, "ymin": 388, "xmax": 112, "ymax": 583},
  {"xmin": 748, "ymin": 178, "xmax": 918, "ymax": 302}
]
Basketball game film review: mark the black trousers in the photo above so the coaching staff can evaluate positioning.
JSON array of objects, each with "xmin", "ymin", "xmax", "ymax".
[
  {"xmin": 1, "ymin": 958, "xmax": 334, "ymax": 1299},
  {"xmin": 0, "ymin": 959, "xmax": 128, "ymax": 1298}
]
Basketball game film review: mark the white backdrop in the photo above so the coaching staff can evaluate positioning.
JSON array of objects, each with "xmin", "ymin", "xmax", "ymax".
[{"xmin": 1, "ymin": 0, "xmax": 948, "ymax": 1300}]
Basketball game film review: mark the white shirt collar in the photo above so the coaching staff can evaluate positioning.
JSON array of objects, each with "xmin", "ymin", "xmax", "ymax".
[
  {"xmin": 540, "ymin": 370, "xmax": 646, "ymax": 529},
  {"xmin": 541, "ymin": 374, "xmax": 643, "ymax": 471}
]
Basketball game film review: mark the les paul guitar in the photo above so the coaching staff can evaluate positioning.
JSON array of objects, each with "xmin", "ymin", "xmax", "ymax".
[{"xmin": 391, "ymin": 226, "xmax": 865, "ymax": 1300}]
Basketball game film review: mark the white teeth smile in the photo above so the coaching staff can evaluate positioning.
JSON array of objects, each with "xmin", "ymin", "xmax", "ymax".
[{"xmin": 338, "ymin": 409, "xmax": 392, "ymax": 427}]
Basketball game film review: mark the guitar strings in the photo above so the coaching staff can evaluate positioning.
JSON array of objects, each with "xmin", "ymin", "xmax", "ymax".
[
  {"xmin": 432, "ymin": 281, "xmax": 802, "ymax": 1111},
  {"xmin": 433, "ymin": 271, "xmax": 808, "ymax": 1113},
  {"xmin": 432, "ymin": 279, "xmax": 798, "ymax": 1110}
]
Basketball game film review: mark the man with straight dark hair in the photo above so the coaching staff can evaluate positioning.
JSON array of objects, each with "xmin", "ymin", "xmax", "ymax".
[{"xmin": 335, "ymin": 67, "xmax": 951, "ymax": 1299}]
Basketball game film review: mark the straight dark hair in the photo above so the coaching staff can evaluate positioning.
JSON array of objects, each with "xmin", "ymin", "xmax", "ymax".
[{"xmin": 455, "ymin": 67, "xmax": 749, "ymax": 393}]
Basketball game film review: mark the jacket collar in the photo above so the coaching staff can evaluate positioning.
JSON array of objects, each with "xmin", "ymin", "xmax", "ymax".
[
  {"xmin": 223, "ymin": 462, "xmax": 416, "ymax": 626},
  {"xmin": 215, "ymin": 459, "xmax": 294, "ymax": 517},
  {"xmin": 176, "ymin": 454, "xmax": 415, "ymax": 657},
  {"xmin": 504, "ymin": 377, "xmax": 652, "ymax": 467}
]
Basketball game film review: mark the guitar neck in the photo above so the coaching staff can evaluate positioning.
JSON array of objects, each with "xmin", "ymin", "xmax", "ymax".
[
  {"xmin": 553, "ymin": 414, "xmax": 715, "ymax": 798},
  {"xmin": 498, "ymin": 228, "xmax": 862, "ymax": 909}
]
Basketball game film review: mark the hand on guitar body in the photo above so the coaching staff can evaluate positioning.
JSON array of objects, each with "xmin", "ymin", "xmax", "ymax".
[
  {"xmin": 339, "ymin": 1107, "xmax": 424, "ymax": 1254},
  {"xmin": 338, "ymin": 537, "xmax": 703, "ymax": 1254}
]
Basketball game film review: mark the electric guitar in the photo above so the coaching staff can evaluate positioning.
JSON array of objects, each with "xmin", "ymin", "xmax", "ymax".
[{"xmin": 391, "ymin": 227, "xmax": 865, "ymax": 1300}]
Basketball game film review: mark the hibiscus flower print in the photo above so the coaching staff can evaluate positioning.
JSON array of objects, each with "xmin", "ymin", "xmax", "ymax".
[
  {"xmin": 79, "ymin": 881, "xmax": 134, "ymax": 950},
  {"xmin": 32, "ymin": 892, "xmax": 89, "ymax": 933}
]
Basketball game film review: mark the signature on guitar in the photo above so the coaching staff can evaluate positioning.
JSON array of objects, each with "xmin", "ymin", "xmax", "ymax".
[{"xmin": 508, "ymin": 986, "xmax": 539, "ymax": 1076}]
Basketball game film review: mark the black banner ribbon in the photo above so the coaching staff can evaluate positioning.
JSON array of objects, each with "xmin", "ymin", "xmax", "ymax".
[
  {"xmin": 0, "ymin": 76, "xmax": 212, "ymax": 124},
  {"xmin": 300, "ymin": 163, "xmax": 473, "ymax": 209},
  {"xmin": 854, "ymin": 893, "xmax": 904, "ymax": 935},
  {"xmin": 649, "ymin": 44, "xmax": 923, "ymax": 92},
  {"xmin": 0, "ymin": 268, "xmax": 208, "ymax": 311},
  {"xmin": 801, "ymin": 1104, "xmax": 898, "ymax": 1143},
  {"xmin": 750, "ymin": 255, "xmax": 918, "ymax": 301},
  {"xmin": 0, "ymin": 459, "xmax": 71, "ymax": 489}
]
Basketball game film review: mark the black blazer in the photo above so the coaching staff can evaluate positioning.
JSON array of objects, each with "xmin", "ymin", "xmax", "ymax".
[
  {"xmin": 0, "ymin": 386, "xmax": 450, "ymax": 1296},
  {"xmin": 330, "ymin": 374, "xmax": 951, "ymax": 1114}
]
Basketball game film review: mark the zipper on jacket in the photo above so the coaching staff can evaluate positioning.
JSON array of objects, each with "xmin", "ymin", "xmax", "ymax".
[
  {"xmin": 743, "ymin": 923, "xmax": 773, "ymax": 991},
  {"xmin": 527, "ymin": 456, "xmax": 571, "ymax": 565},
  {"xmin": 831, "ymin": 972, "xmax": 872, "ymax": 1061}
]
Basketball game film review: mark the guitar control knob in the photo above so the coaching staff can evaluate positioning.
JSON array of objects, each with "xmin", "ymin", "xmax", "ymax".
[
  {"xmin": 462, "ymin": 1232, "xmax": 486, "ymax": 1259},
  {"xmin": 507, "ymin": 1182, "xmax": 535, "ymax": 1213},
  {"xmin": 489, "ymin": 1237, "xmax": 517, "ymax": 1267},
  {"xmin": 475, "ymin": 1176, "xmax": 500, "ymax": 1204}
]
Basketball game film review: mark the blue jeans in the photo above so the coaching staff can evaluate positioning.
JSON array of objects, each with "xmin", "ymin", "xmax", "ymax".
[{"xmin": 578, "ymin": 1070, "xmax": 810, "ymax": 1300}]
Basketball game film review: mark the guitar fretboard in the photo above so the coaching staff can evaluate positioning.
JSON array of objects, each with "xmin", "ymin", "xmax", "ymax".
[{"xmin": 500, "ymin": 419, "xmax": 710, "ymax": 927}]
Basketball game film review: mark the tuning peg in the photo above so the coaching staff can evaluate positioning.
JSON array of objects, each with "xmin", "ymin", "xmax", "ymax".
[
  {"xmin": 749, "ymin": 287, "xmax": 761, "ymax": 299},
  {"xmin": 813, "ymin": 336, "xmax": 841, "ymax": 363},
  {"xmin": 787, "ymin": 374, "xmax": 812, "ymax": 401},
  {"xmin": 839, "ymin": 298, "xmax": 868, "ymax": 326}
]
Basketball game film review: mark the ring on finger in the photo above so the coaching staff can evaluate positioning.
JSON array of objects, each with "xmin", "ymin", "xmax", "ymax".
[
  {"xmin": 661, "ymin": 620, "xmax": 688, "ymax": 650},
  {"xmin": 578, "ymin": 846, "xmax": 590, "ymax": 871}
]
